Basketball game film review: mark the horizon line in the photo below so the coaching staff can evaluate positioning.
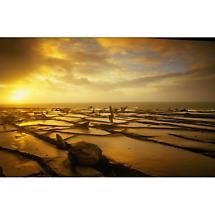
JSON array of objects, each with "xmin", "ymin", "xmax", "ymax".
[{"xmin": 1, "ymin": 101, "xmax": 215, "ymax": 105}]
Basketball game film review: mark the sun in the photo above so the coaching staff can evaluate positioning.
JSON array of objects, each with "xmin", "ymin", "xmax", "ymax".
[{"xmin": 11, "ymin": 89, "xmax": 28, "ymax": 102}]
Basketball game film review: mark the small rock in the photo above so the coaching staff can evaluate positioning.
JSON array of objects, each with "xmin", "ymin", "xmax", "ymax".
[
  {"xmin": 56, "ymin": 134, "xmax": 67, "ymax": 149},
  {"xmin": 108, "ymin": 114, "xmax": 114, "ymax": 123},
  {"xmin": 69, "ymin": 142, "xmax": 102, "ymax": 166},
  {"xmin": 76, "ymin": 166, "xmax": 103, "ymax": 177},
  {"xmin": 76, "ymin": 121, "xmax": 89, "ymax": 128},
  {"xmin": 120, "ymin": 106, "xmax": 127, "ymax": 112}
]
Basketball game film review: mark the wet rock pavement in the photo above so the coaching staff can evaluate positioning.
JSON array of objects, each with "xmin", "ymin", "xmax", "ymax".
[{"xmin": 0, "ymin": 106, "xmax": 215, "ymax": 176}]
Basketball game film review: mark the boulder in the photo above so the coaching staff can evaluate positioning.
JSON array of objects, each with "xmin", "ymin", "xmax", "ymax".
[{"xmin": 69, "ymin": 141, "xmax": 102, "ymax": 166}]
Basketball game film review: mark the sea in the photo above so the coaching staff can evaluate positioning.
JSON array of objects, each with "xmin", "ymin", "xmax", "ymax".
[{"xmin": 1, "ymin": 102, "xmax": 215, "ymax": 111}]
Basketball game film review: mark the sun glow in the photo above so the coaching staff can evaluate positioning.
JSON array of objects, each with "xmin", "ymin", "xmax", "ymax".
[{"xmin": 11, "ymin": 89, "xmax": 28, "ymax": 102}]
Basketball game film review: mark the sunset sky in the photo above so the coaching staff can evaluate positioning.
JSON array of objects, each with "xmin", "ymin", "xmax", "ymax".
[{"xmin": 0, "ymin": 38, "xmax": 215, "ymax": 104}]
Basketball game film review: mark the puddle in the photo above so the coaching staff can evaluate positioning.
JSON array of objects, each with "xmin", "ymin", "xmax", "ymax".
[
  {"xmin": 0, "ymin": 131, "xmax": 72, "ymax": 176},
  {"xmin": 125, "ymin": 128, "xmax": 215, "ymax": 144},
  {"xmin": 169, "ymin": 130, "xmax": 215, "ymax": 143},
  {"xmin": 86, "ymin": 117, "xmax": 126, "ymax": 123},
  {"xmin": 118, "ymin": 122, "xmax": 176, "ymax": 129},
  {"xmin": 151, "ymin": 134, "xmax": 215, "ymax": 152},
  {"xmin": 166, "ymin": 116, "xmax": 215, "ymax": 123},
  {"xmin": 18, "ymin": 120, "xmax": 73, "ymax": 127},
  {"xmin": 25, "ymin": 125, "xmax": 55, "ymax": 131},
  {"xmin": 66, "ymin": 114, "xmax": 87, "ymax": 118},
  {"xmin": 66, "ymin": 134, "xmax": 215, "ymax": 176},
  {"xmin": 0, "ymin": 125, "xmax": 17, "ymax": 132},
  {"xmin": 59, "ymin": 127, "xmax": 110, "ymax": 136},
  {"xmin": 0, "ymin": 131, "xmax": 66, "ymax": 159},
  {"xmin": 124, "ymin": 128, "xmax": 175, "ymax": 137},
  {"xmin": 157, "ymin": 120, "xmax": 215, "ymax": 131},
  {"xmin": 0, "ymin": 151, "xmax": 43, "ymax": 176},
  {"xmin": 54, "ymin": 117, "xmax": 82, "ymax": 122}
]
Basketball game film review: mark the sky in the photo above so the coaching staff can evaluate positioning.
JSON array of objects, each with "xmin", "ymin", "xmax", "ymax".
[{"xmin": 0, "ymin": 38, "xmax": 215, "ymax": 104}]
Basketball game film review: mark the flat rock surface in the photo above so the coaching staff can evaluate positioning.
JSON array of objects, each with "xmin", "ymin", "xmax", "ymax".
[{"xmin": 1, "ymin": 107, "xmax": 215, "ymax": 176}]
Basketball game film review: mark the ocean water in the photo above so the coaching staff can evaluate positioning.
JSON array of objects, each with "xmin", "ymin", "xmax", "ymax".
[{"xmin": 1, "ymin": 102, "xmax": 215, "ymax": 111}]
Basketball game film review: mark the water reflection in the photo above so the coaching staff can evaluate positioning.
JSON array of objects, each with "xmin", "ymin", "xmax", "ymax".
[{"xmin": 67, "ymin": 134, "xmax": 215, "ymax": 176}]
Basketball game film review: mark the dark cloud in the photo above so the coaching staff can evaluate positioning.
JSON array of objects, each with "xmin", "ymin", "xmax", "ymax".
[
  {"xmin": 75, "ymin": 62, "xmax": 215, "ymax": 96},
  {"xmin": 0, "ymin": 38, "xmax": 78, "ymax": 84},
  {"xmin": 60, "ymin": 38, "xmax": 114, "ymax": 68},
  {"xmin": 117, "ymin": 62, "xmax": 215, "ymax": 89},
  {"xmin": 0, "ymin": 38, "xmax": 42, "ymax": 82},
  {"xmin": 150, "ymin": 63, "xmax": 215, "ymax": 101},
  {"xmin": 0, "ymin": 38, "xmax": 215, "ymax": 102}
]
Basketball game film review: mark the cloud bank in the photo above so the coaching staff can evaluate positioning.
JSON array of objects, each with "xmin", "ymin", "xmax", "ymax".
[{"xmin": 0, "ymin": 38, "xmax": 215, "ymax": 103}]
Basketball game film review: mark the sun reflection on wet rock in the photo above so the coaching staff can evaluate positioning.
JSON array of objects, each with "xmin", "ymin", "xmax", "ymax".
[{"xmin": 0, "ymin": 105, "xmax": 215, "ymax": 176}]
